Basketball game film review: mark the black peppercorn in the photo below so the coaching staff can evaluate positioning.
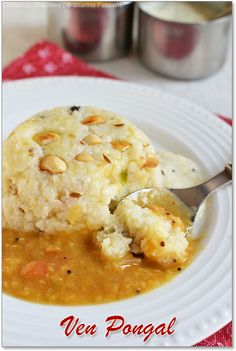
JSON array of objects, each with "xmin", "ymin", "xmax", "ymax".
[{"xmin": 70, "ymin": 106, "xmax": 80, "ymax": 112}]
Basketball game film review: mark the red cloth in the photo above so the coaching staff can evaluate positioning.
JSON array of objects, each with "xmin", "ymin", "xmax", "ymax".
[
  {"xmin": 2, "ymin": 40, "xmax": 232, "ymax": 347},
  {"xmin": 3, "ymin": 40, "xmax": 116, "ymax": 81}
]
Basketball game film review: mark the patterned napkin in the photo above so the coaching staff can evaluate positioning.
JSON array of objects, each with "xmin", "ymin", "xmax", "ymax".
[
  {"xmin": 3, "ymin": 40, "xmax": 115, "ymax": 80},
  {"xmin": 2, "ymin": 40, "xmax": 232, "ymax": 347}
]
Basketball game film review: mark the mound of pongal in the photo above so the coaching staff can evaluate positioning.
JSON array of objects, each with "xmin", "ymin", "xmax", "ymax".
[{"xmin": 3, "ymin": 106, "xmax": 158, "ymax": 233}]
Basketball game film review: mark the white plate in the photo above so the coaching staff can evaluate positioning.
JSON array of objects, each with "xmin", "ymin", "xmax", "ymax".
[{"xmin": 2, "ymin": 77, "xmax": 232, "ymax": 347}]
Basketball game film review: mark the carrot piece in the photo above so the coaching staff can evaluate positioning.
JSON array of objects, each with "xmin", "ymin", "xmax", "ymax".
[
  {"xmin": 21, "ymin": 261, "xmax": 48, "ymax": 279},
  {"xmin": 45, "ymin": 246, "xmax": 61, "ymax": 254}
]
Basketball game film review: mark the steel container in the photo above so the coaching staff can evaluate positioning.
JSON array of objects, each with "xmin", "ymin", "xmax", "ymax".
[
  {"xmin": 137, "ymin": 2, "xmax": 232, "ymax": 80},
  {"xmin": 48, "ymin": 1, "xmax": 134, "ymax": 62}
]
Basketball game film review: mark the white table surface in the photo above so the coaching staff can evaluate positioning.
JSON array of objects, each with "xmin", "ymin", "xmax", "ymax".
[{"xmin": 3, "ymin": 2, "xmax": 232, "ymax": 118}]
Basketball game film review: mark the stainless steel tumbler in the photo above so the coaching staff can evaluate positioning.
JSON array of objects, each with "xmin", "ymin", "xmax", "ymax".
[
  {"xmin": 48, "ymin": 1, "xmax": 134, "ymax": 62},
  {"xmin": 137, "ymin": 2, "xmax": 232, "ymax": 80}
]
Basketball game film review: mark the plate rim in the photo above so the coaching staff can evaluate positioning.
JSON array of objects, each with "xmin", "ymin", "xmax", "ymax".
[{"xmin": 3, "ymin": 75, "xmax": 232, "ymax": 133}]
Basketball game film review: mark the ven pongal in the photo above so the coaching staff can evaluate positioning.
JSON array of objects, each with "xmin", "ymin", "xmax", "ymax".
[{"xmin": 3, "ymin": 106, "xmax": 203, "ymax": 305}]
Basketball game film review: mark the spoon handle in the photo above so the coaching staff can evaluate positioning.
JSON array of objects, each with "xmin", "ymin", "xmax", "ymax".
[
  {"xmin": 170, "ymin": 163, "xmax": 232, "ymax": 210},
  {"xmin": 225, "ymin": 163, "xmax": 232, "ymax": 177},
  {"xmin": 201, "ymin": 163, "xmax": 232, "ymax": 196}
]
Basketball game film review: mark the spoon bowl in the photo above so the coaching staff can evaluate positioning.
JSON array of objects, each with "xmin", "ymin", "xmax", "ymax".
[{"xmin": 112, "ymin": 163, "xmax": 232, "ymax": 231}]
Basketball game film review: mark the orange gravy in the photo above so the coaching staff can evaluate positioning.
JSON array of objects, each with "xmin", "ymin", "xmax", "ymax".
[{"xmin": 2, "ymin": 229, "xmax": 200, "ymax": 305}]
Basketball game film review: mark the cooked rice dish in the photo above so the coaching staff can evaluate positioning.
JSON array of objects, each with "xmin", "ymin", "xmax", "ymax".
[{"xmin": 3, "ymin": 105, "xmax": 203, "ymax": 263}]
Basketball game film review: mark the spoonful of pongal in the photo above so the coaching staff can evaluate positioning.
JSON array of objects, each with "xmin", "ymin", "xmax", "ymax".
[{"xmin": 105, "ymin": 164, "xmax": 231, "ymax": 266}]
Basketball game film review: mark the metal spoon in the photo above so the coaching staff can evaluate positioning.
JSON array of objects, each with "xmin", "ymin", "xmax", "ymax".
[{"xmin": 111, "ymin": 163, "xmax": 232, "ymax": 227}]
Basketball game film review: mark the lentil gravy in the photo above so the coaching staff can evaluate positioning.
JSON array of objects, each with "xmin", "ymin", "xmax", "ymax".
[{"xmin": 2, "ymin": 229, "xmax": 200, "ymax": 305}]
